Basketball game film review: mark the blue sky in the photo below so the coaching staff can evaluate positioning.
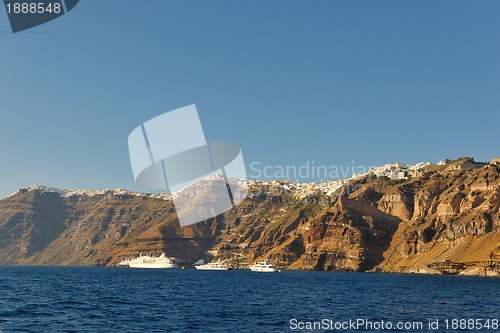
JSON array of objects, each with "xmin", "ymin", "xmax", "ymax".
[{"xmin": 0, "ymin": 1, "xmax": 499, "ymax": 198}]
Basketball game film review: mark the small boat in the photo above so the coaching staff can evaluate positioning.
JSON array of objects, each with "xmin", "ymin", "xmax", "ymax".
[
  {"xmin": 250, "ymin": 259, "xmax": 281, "ymax": 272},
  {"xmin": 120, "ymin": 253, "xmax": 178, "ymax": 269},
  {"xmin": 194, "ymin": 260, "xmax": 233, "ymax": 271}
]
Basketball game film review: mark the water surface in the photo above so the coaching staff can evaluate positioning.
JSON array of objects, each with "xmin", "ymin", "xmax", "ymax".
[{"xmin": 0, "ymin": 267, "xmax": 498, "ymax": 332}]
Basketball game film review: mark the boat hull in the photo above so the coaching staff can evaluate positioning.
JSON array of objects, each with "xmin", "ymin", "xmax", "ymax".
[
  {"xmin": 250, "ymin": 267, "xmax": 280, "ymax": 272},
  {"xmin": 128, "ymin": 262, "xmax": 177, "ymax": 269},
  {"xmin": 122, "ymin": 253, "xmax": 178, "ymax": 269},
  {"xmin": 194, "ymin": 266, "xmax": 231, "ymax": 271}
]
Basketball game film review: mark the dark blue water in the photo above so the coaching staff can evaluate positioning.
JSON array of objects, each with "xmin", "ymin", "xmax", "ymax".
[{"xmin": 0, "ymin": 268, "xmax": 498, "ymax": 332}]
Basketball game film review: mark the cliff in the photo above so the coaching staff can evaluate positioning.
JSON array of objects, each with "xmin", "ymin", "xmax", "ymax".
[{"xmin": 0, "ymin": 163, "xmax": 498, "ymax": 275}]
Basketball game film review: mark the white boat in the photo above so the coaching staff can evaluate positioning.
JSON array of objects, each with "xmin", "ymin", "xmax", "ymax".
[
  {"xmin": 194, "ymin": 260, "xmax": 233, "ymax": 271},
  {"xmin": 121, "ymin": 253, "xmax": 178, "ymax": 269},
  {"xmin": 250, "ymin": 259, "xmax": 281, "ymax": 272}
]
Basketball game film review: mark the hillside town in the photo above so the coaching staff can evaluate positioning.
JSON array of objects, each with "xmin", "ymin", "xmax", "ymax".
[{"xmin": 9, "ymin": 157, "xmax": 499, "ymax": 203}]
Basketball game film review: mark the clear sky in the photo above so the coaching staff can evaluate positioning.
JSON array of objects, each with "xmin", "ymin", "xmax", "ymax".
[{"xmin": 1, "ymin": 1, "xmax": 499, "ymax": 198}]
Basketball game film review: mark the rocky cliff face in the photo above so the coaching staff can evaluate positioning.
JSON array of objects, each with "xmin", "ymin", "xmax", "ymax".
[
  {"xmin": 0, "ymin": 185, "xmax": 249, "ymax": 266},
  {"xmin": 0, "ymin": 164, "xmax": 498, "ymax": 274},
  {"xmin": 379, "ymin": 165, "xmax": 499, "ymax": 274}
]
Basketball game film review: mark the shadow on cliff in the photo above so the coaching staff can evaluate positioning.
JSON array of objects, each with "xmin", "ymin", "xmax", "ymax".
[
  {"xmin": 0, "ymin": 190, "xmax": 70, "ymax": 263},
  {"xmin": 337, "ymin": 196, "xmax": 403, "ymax": 271},
  {"xmin": 28, "ymin": 191, "xmax": 71, "ymax": 256},
  {"xmin": 159, "ymin": 213, "xmax": 227, "ymax": 261}
]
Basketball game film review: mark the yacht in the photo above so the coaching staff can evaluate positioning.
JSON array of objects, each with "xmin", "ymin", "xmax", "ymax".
[
  {"xmin": 194, "ymin": 260, "xmax": 233, "ymax": 271},
  {"xmin": 120, "ymin": 253, "xmax": 178, "ymax": 269},
  {"xmin": 250, "ymin": 259, "xmax": 281, "ymax": 272}
]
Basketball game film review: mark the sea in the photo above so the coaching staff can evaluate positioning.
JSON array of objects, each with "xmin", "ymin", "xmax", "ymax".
[{"xmin": 0, "ymin": 267, "xmax": 498, "ymax": 332}]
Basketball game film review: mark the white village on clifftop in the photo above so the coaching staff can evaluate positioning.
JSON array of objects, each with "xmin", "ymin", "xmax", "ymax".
[{"xmin": 9, "ymin": 157, "xmax": 499, "ymax": 202}]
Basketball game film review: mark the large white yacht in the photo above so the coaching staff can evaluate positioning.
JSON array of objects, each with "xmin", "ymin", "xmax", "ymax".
[
  {"xmin": 119, "ymin": 253, "xmax": 178, "ymax": 269},
  {"xmin": 249, "ymin": 259, "xmax": 281, "ymax": 272},
  {"xmin": 194, "ymin": 260, "xmax": 233, "ymax": 271}
]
